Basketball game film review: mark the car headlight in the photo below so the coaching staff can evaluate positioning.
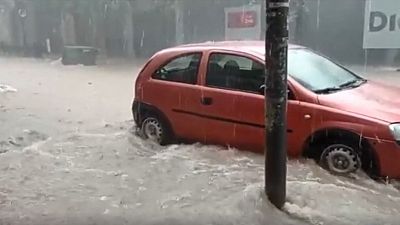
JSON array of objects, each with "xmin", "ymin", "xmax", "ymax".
[{"xmin": 389, "ymin": 124, "xmax": 400, "ymax": 142}]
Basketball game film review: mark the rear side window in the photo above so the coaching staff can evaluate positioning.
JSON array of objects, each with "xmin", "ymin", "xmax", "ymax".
[
  {"xmin": 206, "ymin": 53, "xmax": 265, "ymax": 93},
  {"xmin": 153, "ymin": 53, "xmax": 202, "ymax": 84}
]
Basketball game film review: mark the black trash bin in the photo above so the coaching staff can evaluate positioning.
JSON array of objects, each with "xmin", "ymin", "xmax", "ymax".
[{"xmin": 62, "ymin": 46, "xmax": 99, "ymax": 66}]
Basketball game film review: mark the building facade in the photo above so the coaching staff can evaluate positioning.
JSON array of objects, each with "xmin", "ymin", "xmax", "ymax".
[{"xmin": 0, "ymin": 0, "xmax": 399, "ymax": 66}]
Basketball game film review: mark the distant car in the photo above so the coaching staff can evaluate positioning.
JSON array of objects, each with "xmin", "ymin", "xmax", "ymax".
[{"xmin": 132, "ymin": 41, "xmax": 400, "ymax": 179}]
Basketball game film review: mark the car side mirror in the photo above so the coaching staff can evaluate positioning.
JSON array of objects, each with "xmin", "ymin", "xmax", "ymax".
[
  {"xmin": 259, "ymin": 85, "xmax": 292, "ymax": 98},
  {"xmin": 259, "ymin": 84, "xmax": 266, "ymax": 95}
]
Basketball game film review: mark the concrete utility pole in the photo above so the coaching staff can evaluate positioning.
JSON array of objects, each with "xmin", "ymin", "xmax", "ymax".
[
  {"xmin": 18, "ymin": 6, "xmax": 27, "ymax": 55},
  {"xmin": 175, "ymin": 0, "xmax": 184, "ymax": 45},
  {"xmin": 264, "ymin": 0, "xmax": 289, "ymax": 209}
]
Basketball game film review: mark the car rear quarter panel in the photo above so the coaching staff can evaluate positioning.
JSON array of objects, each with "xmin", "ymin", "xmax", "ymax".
[
  {"xmin": 134, "ymin": 49, "xmax": 209, "ymax": 141},
  {"xmin": 135, "ymin": 48, "xmax": 193, "ymax": 100}
]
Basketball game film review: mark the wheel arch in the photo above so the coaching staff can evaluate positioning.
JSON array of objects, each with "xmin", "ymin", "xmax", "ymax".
[
  {"xmin": 302, "ymin": 127, "xmax": 380, "ymax": 177},
  {"xmin": 132, "ymin": 101, "xmax": 175, "ymax": 137}
]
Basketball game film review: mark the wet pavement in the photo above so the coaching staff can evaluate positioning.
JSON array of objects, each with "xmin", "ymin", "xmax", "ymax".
[{"xmin": 1, "ymin": 57, "xmax": 400, "ymax": 225}]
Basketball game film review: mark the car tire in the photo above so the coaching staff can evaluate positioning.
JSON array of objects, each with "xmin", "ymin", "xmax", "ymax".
[
  {"xmin": 319, "ymin": 143, "xmax": 362, "ymax": 176},
  {"xmin": 140, "ymin": 114, "xmax": 170, "ymax": 145}
]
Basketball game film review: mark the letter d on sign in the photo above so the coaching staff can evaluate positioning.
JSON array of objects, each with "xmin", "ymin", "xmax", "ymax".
[{"xmin": 370, "ymin": 11, "xmax": 387, "ymax": 32}]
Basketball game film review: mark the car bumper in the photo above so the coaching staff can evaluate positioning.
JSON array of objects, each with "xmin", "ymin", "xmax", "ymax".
[
  {"xmin": 132, "ymin": 100, "xmax": 140, "ymax": 125},
  {"xmin": 371, "ymin": 139, "xmax": 400, "ymax": 179}
]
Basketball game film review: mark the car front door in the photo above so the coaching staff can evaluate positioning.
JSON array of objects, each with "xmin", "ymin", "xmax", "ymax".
[
  {"xmin": 199, "ymin": 51, "xmax": 314, "ymax": 155},
  {"xmin": 196, "ymin": 51, "xmax": 270, "ymax": 149},
  {"xmin": 234, "ymin": 85, "xmax": 314, "ymax": 155},
  {"xmin": 230, "ymin": 58, "xmax": 315, "ymax": 156},
  {"xmin": 189, "ymin": 51, "xmax": 259, "ymax": 147}
]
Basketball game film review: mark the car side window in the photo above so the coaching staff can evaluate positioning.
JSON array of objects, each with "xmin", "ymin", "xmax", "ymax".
[
  {"xmin": 206, "ymin": 53, "xmax": 265, "ymax": 93},
  {"xmin": 153, "ymin": 53, "xmax": 201, "ymax": 84}
]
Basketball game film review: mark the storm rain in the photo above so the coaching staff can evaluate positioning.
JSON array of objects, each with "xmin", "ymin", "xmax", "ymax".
[{"xmin": 1, "ymin": 0, "xmax": 400, "ymax": 224}]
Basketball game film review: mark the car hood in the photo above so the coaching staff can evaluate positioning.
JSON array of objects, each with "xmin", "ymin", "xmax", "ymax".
[{"xmin": 317, "ymin": 81, "xmax": 400, "ymax": 123}]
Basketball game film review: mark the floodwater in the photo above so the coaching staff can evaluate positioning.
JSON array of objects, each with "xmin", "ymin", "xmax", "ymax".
[{"xmin": 1, "ymin": 57, "xmax": 400, "ymax": 225}]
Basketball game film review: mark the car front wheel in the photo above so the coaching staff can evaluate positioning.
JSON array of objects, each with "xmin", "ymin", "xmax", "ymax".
[{"xmin": 319, "ymin": 144, "xmax": 362, "ymax": 176}]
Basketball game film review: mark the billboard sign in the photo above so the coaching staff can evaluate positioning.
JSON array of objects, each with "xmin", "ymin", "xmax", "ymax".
[
  {"xmin": 364, "ymin": 0, "xmax": 400, "ymax": 49},
  {"xmin": 225, "ymin": 5, "xmax": 261, "ymax": 41},
  {"xmin": 227, "ymin": 10, "xmax": 257, "ymax": 28}
]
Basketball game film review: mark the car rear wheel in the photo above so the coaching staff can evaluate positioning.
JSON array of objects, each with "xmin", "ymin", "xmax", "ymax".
[
  {"xmin": 140, "ymin": 115, "xmax": 170, "ymax": 145},
  {"xmin": 319, "ymin": 144, "xmax": 362, "ymax": 176}
]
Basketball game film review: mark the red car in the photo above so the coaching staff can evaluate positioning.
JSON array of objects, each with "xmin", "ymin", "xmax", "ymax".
[{"xmin": 132, "ymin": 41, "xmax": 400, "ymax": 179}]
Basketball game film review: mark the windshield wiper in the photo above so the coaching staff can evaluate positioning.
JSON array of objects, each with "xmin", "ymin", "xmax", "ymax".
[
  {"xmin": 314, "ymin": 87, "xmax": 343, "ymax": 94},
  {"xmin": 339, "ymin": 78, "xmax": 367, "ymax": 88},
  {"xmin": 314, "ymin": 79, "xmax": 367, "ymax": 94}
]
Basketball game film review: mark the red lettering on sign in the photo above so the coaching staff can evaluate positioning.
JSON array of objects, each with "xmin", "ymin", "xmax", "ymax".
[{"xmin": 227, "ymin": 11, "xmax": 257, "ymax": 28}]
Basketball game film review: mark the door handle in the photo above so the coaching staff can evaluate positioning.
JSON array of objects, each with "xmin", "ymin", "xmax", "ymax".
[{"xmin": 201, "ymin": 97, "xmax": 213, "ymax": 105}]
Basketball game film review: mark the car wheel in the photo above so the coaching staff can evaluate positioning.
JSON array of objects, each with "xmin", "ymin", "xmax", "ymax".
[
  {"xmin": 319, "ymin": 144, "xmax": 361, "ymax": 176},
  {"xmin": 141, "ymin": 115, "xmax": 169, "ymax": 145}
]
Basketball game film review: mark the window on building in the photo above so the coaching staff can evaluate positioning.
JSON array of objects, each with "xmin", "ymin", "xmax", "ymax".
[
  {"xmin": 153, "ymin": 53, "xmax": 202, "ymax": 84},
  {"xmin": 206, "ymin": 53, "xmax": 265, "ymax": 93}
]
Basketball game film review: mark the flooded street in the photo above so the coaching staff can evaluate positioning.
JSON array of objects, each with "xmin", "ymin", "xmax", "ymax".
[{"xmin": 1, "ymin": 57, "xmax": 400, "ymax": 225}]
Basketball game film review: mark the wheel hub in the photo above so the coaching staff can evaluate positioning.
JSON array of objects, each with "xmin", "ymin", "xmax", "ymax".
[{"xmin": 333, "ymin": 154, "xmax": 350, "ymax": 170}]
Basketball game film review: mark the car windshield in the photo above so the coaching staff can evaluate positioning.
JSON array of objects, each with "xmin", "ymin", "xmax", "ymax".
[{"xmin": 288, "ymin": 49, "xmax": 365, "ymax": 93}]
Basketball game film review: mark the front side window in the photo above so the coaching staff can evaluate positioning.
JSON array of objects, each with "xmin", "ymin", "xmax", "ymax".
[
  {"xmin": 153, "ymin": 53, "xmax": 201, "ymax": 84},
  {"xmin": 206, "ymin": 53, "xmax": 265, "ymax": 93}
]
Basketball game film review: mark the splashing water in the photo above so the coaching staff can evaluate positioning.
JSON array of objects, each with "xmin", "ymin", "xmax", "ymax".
[{"xmin": 0, "ymin": 84, "xmax": 17, "ymax": 93}]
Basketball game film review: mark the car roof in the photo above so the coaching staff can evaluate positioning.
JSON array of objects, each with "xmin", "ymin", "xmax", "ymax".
[{"xmin": 158, "ymin": 41, "xmax": 305, "ymax": 57}]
